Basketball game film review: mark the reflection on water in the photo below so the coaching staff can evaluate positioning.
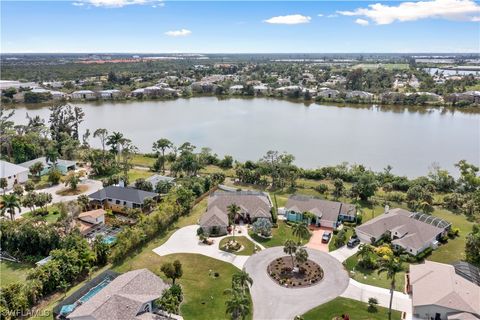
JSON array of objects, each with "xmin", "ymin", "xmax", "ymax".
[{"xmin": 9, "ymin": 97, "xmax": 480, "ymax": 177}]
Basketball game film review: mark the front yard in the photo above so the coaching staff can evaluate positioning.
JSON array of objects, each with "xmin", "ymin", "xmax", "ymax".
[
  {"xmin": 249, "ymin": 220, "xmax": 310, "ymax": 248},
  {"xmin": 219, "ymin": 236, "xmax": 258, "ymax": 256},
  {"xmin": 302, "ymin": 297, "xmax": 402, "ymax": 320}
]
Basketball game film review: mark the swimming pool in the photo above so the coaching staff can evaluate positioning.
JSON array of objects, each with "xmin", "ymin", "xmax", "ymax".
[
  {"xmin": 78, "ymin": 277, "xmax": 112, "ymax": 304},
  {"xmin": 103, "ymin": 235, "xmax": 117, "ymax": 245}
]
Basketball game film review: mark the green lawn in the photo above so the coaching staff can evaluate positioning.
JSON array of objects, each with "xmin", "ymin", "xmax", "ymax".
[
  {"xmin": 302, "ymin": 297, "xmax": 402, "ymax": 320},
  {"xmin": 344, "ymin": 255, "xmax": 406, "ymax": 291},
  {"xmin": 0, "ymin": 261, "xmax": 33, "ymax": 286},
  {"xmin": 428, "ymin": 208, "xmax": 474, "ymax": 264},
  {"xmin": 127, "ymin": 168, "xmax": 154, "ymax": 182},
  {"xmin": 329, "ymin": 227, "xmax": 354, "ymax": 252},
  {"xmin": 131, "ymin": 154, "xmax": 156, "ymax": 168},
  {"xmin": 22, "ymin": 204, "xmax": 62, "ymax": 224},
  {"xmin": 249, "ymin": 221, "xmax": 310, "ymax": 248},
  {"xmin": 219, "ymin": 236, "xmax": 258, "ymax": 256}
]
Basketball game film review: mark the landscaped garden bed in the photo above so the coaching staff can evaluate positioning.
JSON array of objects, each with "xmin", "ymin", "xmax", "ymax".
[{"xmin": 267, "ymin": 256, "xmax": 323, "ymax": 288}]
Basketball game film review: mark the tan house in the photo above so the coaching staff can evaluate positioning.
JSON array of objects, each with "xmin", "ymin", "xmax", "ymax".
[
  {"xmin": 66, "ymin": 269, "xmax": 169, "ymax": 320},
  {"xmin": 408, "ymin": 260, "xmax": 480, "ymax": 320},
  {"xmin": 76, "ymin": 209, "xmax": 106, "ymax": 235},
  {"xmin": 355, "ymin": 208, "xmax": 450, "ymax": 255}
]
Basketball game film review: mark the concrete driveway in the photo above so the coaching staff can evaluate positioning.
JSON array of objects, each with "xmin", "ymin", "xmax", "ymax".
[
  {"xmin": 329, "ymin": 244, "xmax": 360, "ymax": 262},
  {"xmin": 305, "ymin": 227, "xmax": 331, "ymax": 252},
  {"xmin": 153, "ymin": 225, "xmax": 255, "ymax": 269},
  {"xmin": 244, "ymin": 247, "xmax": 350, "ymax": 320}
]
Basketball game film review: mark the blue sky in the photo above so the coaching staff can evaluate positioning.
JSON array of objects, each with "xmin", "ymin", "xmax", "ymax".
[{"xmin": 1, "ymin": 0, "xmax": 479, "ymax": 53}]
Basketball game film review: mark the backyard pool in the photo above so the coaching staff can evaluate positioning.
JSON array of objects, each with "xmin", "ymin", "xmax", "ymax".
[{"xmin": 103, "ymin": 235, "xmax": 117, "ymax": 245}]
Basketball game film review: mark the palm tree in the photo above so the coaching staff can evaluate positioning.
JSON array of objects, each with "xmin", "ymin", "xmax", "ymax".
[
  {"xmin": 227, "ymin": 203, "xmax": 241, "ymax": 242},
  {"xmin": 283, "ymin": 239, "xmax": 297, "ymax": 268},
  {"xmin": 295, "ymin": 247, "xmax": 309, "ymax": 268},
  {"xmin": 378, "ymin": 257, "xmax": 404, "ymax": 320},
  {"xmin": 152, "ymin": 138, "xmax": 173, "ymax": 174},
  {"xmin": 356, "ymin": 243, "xmax": 376, "ymax": 269},
  {"xmin": 225, "ymin": 291, "xmax": 250, "ymax": 320},
  {"xmin": 232, "ymin": 270, "xmax": 253, "ymax": 291},
  {"xmin": 64, "ymin": 172, "xmax": 80, "ymax": 190},
  {"xmin": 1, "ymin": 193, "xmax": 21, "ymax": 220},
  {"xmin": 106, "ymin": 131, "xmax": 124, "ymax": 162},
  {"xmin": 291, "ymin": 222, "xmax": 310, "ymax": 244}
]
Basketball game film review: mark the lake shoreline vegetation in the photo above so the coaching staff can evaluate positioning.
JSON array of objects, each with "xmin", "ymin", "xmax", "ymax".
[{"xmin": 0, "ymin": 103, "xmax": 479, "ymax": 320}]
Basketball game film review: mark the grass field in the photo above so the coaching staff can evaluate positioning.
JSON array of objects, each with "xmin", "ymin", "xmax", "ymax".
[
  {"xmin": 0, "ymin": 261, "xmax": 32, "ymax": 286},
  {"xmin": 302, "ymin": 297, "xmax": 402, "ymax": 320},
  {"xmin": 219, "ymin": 236, "xmax": 258, "ymax": 256},
  {"xmin": 22, "ymin": 204, "xmax": 62, "ymax": 224},
  {"xmin": 249, "ymin": 221, "xmax": 310, "ymax": 248},
  {"xmin": 344, "ymin": 255, "xmax": 406, "ymax": 291},
  {"xmin": 131, "ymin": 154, "xmax": 156, "ymax": 168},
  {"xmin": 127, "ymin": 168, "xmax": 155, "ymax": 182}
]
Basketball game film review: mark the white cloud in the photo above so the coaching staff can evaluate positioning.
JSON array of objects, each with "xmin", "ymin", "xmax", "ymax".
[
  {"xmin": 264, "ymin": 14, "xmax": 311, "ymax": 25},
  {"xmin": 327, "ymin": 14, "xmax": 338, "ymax": 18},
  {"xmin": 73, "ymin": 0, "xmax": 163, "ymax": 8},
  {"xmin": 165, "ymin": 29, "xmax": 192, "ymax": 37},
  {"xmin": 337, "ymin": 0, "xmax": 480, "ymax": 25},
  {"xmin": 317, "ymin": 14, "xmax": 324, "ymax": 17},
  {"xmin": 355, "ymin": 18, "xmax": 370, "ymax": 26}
]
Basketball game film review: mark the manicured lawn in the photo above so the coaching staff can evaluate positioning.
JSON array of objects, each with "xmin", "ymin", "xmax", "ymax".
[
  {"xmin": 131, "ymin": 154, "xmax": 156, "ymax": 168},
  {"xmin": 127, "ymin": 168, "xmax": 154, "ymax": 182},
  {"xmin": 22, "ymin": 204, "xmax": 62, "ymax": 224},
  {"xmin": 302, "ymin": 297, "xmax": 402, "ymax": 320},
  {"xmin": 249, "ymin": 221, "xmax": 310, "ymax": 248},
  {"xmin": 0, "ymin": 261, "xmax": 33, "ymax": 285},
  {"xmin": 428, "ymin": 208, "xmax": 474, "ymax": 264},
  {"xmin": 344, "ymin": 255, "xmax": 406, "ymax": 291},
  {"xmin": 219, "ymin": 236, "xmax": 258, "ymax": 256}
]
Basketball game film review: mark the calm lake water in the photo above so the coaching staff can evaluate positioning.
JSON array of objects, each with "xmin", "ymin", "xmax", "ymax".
[{"xmin": 9, "ymin": 97, "xmax": 480, "ymax": 177}]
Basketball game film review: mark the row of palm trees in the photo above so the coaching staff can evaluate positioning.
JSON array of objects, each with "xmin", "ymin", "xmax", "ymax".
[{"xmin": 225, "ymin": 270, "xmax": 253, "ymax": 320}]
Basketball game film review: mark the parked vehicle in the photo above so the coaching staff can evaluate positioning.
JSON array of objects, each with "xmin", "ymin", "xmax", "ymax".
[
  {"xmin": 347, "ymin": 237, "xmax": 360, "ymax": 248},
  {"xmin": 322, "ymin": 231, "xmax": 332, "ymax": 243}
]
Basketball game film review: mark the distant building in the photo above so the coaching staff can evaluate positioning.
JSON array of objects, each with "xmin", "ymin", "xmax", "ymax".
[
  {"xmin": 346, "ymin": 90, "xmax": 374, "ymax": 100},
  {"xmin": 0, "ymin": 160, "xmax": 29, "ymax": 190},
  {"xmin": 317, "ymin": 88, "xmax": 340, "ymax": 99},
  {"xmin": 252, "ymin": 84, "xmax": 269, "ymax": 95},
  {"xmin": 229, "ymin": 85, "xmax": 244, "ymax": 94},
  {"xmin": 18, "ymin": 157, "xmax": 76, "ymax": 175},
  {"xmin": 408, "ymin": 260, "xmax": 480, "ymax": 320},
  {"xmin": 99, "ymin": 89, "xmax": 122, "ymax": 99},
  {"xmin": 71, "ymin": 90, "xmax": 96, "ymax": 100},
  {"xmin": 88, "ymin": 186, "xmax": 158, "ymax": 212}
]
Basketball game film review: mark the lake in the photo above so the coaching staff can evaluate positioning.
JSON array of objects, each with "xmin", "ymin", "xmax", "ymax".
[{"xmin": 9, "ymin": 97, "xmax": 480, "ymax": 177}]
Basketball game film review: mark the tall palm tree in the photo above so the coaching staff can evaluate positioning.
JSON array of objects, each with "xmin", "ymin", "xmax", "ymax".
[
  {"xmin": 1, "ymin": 193, "xmax": 21, "ymax": 220},
  {"xmin": 152, "ymin": 138, "xmax": 173, "ymax": 174},
  {"xmin": 283, "ymin": 239, "xmax": 297, "ymax": 268},
  {"xmin": 106, "ymin": 131, "xmax": 124, "ymax": 162},
  {"xmin": 378, "ymin": 257, "xmax": 404, "ymax": 320},
  {"xmin": 227, "ymin": 203, "xmax": 241, "ymax": 242},
  {"xmin": 291, "ymin": 222, "xmax": 310, "ymax": 244},
  {"xmin": 225, "ymin": 291, "xmax": 250, "ymax": 320},
  {"xmin": 232, "ymin": 270, "xmax": 253, "ymax": 291}
]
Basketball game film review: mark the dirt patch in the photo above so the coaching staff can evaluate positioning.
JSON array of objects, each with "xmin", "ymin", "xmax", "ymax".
[{"xmin": 55, "ymin": 185, "xmax": 88, "ymax": 196}]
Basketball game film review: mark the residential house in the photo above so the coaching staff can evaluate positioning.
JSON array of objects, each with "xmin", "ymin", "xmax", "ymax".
[
  {"xmin": 346, "ymin": 90, "xmax": 374, "ymax": 100},
  {"xmin": 99, "ymin": 89, "xmax": 122, "ymax": 99},
  {"xmin": 355, "ymin": 208, "xmax": 450, "ymax": 255},
  {"xmin": 285, "ymin": 195, "xmax": 357, "ymax": 229},
  {"xmin": 253, "ymin": 84, "xmax": 269, "ymax": 95},
  {"xmin": 275, "ymin": 85, "xmax": 301, "ymax": 97},
  {"xmin": 76, "ymin": 209, "xmax": 106, "ymax": 235},
  {"xmin": 449, "ymin": 91, "xmax": 480, "ymax": 104},
  {"xmin": 131, "ymin": 88, "xmax": 145, "ymax": 97},
  {"xmin": 199, "ymin": 191, "xmax": 272, "ymax": 235},
  {"xmin": 145, "ymin": 175, "xmax": 175, "ymax": 190},
  {"xmin": 88, "ymin": 186, "xmax": 158, "ymax": 212},
  {"xmin": 408, "ymin": 260, "xmax": 480, "ymax": 320},
  {"xmin": 190, "ymin": 81, "xmax": 215, "ymax": 94},
  {"xmin": 30, "ymin": 88, "xmax": 65, "ymax": 100},
  {"xmin": 62, "ymin": 269, "xmax": 169, "ymax": 320},
  {"xmin": 71, "ymin": 90, "xmax": 96, "ymax": 100},
  {"xmin": 0, "ymin": 160, "xmax": 29, "ymax": 190},
  {"xmin": 317, "ymin": 88, "xmax": 340, "ymax": 99},
  {"xmin": 18, "ymin": 157, "xmax": 76, "ymax": 175},
  {"xmin": 229, "ymin": 85, "xmax": 244, "ymax": 94}
]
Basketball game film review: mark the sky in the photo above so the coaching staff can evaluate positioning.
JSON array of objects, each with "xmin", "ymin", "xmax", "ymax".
[{"xmin": 1, "ymin": 0, "xmax": 479, "ymax": 53}]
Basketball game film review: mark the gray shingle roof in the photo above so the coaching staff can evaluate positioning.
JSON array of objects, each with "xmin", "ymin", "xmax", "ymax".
[
  {"xmin": 88, "ymin": 186, "xmax": 157, "ymax": 204},
  {"xmin": 356, "ymin": 208, "xmax": 446, "ymax": 251},
  {"xmin": 145, "ymin": 175, "xmax": 175, "ymax": 186},
  {"xmin": 208, "ymin": 191, "xmax": 272, "ymax": 220},
  {"xmin": 285, "ymin": 195, "xmax": 356, "ymax": 224},
  {"xmin": 68, "ymin": 269, "xmax": 168, "ymax": 320}
]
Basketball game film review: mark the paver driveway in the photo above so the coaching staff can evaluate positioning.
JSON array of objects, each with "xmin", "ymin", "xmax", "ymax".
[
  {"xmin": 244, "ymin": 247, "xmax": 350, "ymax": 320},
  {"xmin": 305, "ymin": 227, "xmax": 331, "ymax": 252}
]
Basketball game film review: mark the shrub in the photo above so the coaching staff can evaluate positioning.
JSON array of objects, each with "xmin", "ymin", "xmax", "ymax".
[
  {"xmin": 252, "ymin": 218, "xmax": 273, "ymax": 237},
  {"xmin": 367, "ymin": 297, "xmax": 378, "ymax": 313},
  {"xmin": 314, "ymin": 183, "xmax": 329, "ymax": 194}
]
